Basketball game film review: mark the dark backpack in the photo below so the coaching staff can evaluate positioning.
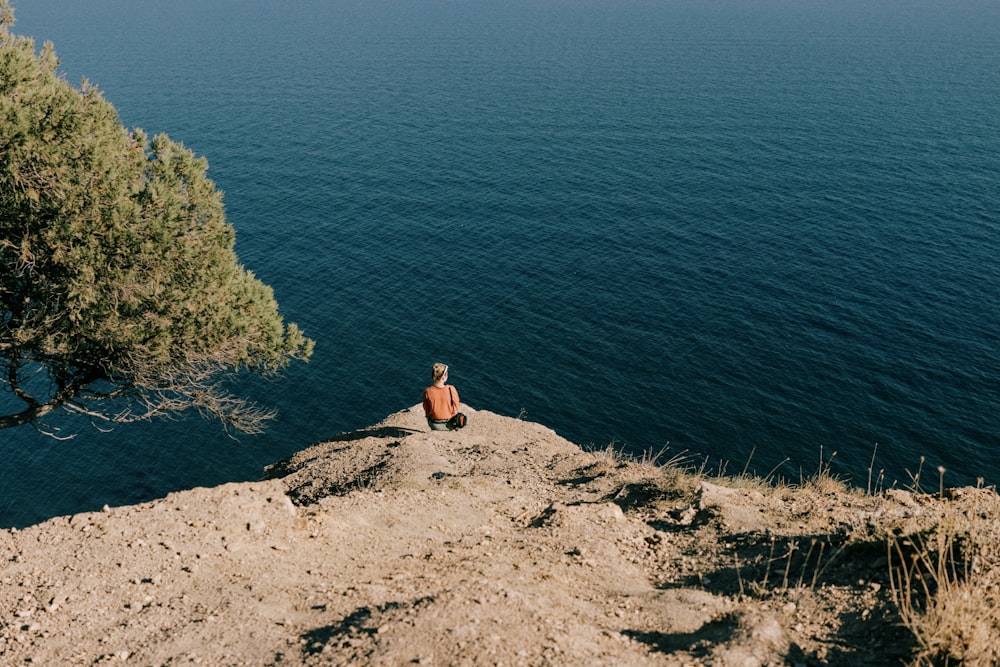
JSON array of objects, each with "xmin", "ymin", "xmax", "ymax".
[{"xmin": 448, "ymin": 386, "xmax": 468, "ymax": 429}]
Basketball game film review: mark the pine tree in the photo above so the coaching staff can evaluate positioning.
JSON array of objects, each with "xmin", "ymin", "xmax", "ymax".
[{"xmin": 0, "ymin": 2, "xmax": 313, "ymax": 436}]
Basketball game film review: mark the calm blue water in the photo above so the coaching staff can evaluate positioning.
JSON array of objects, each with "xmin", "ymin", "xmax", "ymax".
[{"xmin": 3, "ymin": 0, "xmax": 999, "ymax": 528}]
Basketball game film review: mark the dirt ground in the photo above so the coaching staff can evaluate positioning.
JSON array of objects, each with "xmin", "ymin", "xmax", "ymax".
[{"xmin": 0, "ymin": 405, "xmax": 979, "ymax": 666}]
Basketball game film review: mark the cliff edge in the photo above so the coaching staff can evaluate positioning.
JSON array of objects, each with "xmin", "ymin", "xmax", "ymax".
[{"xmin": 2, "ymin": 406, "xmax": 997, "ymax": 665}]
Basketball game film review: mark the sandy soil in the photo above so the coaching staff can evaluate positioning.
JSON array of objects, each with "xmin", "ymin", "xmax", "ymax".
[{"xmin": 1, "ymin": 405, "xmax": 984, "ymax": 666}]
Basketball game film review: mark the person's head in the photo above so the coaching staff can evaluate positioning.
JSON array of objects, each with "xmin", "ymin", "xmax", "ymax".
[{"xmin": 432, "ymin": 362, "xmax": 449, "ymax": 383}]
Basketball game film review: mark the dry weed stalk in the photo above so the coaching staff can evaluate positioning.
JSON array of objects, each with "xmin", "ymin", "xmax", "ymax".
[
  {"xmin": 866, "ymin": 442, "xmax": 886, "ymax": 495},
  {"xmin": 757, "ymin": 535, "xmax": 845, "ymax": 594}
]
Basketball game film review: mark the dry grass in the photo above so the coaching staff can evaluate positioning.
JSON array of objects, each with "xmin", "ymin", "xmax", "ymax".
[
  {"xmin": 888, "ymin": 499, "xmax": 1000, "ymax": 666},
  {"xmin": 802, "ymin": 469, "xmax": 850, "ymax": 496},
  {"xmin": 588, "ymin": 441, "xmax": 698, "ymax": 488},
  {"xmin": 903, "ymin": 577, "xmax": 1000, "ymax": 666},
  {"xmin": 593, "ymin": 441, "xmax": 1000, "ymax": 665},
  {"xmin": 705, "ymin": 449, "xmax": 1000, "ymax": 666}
]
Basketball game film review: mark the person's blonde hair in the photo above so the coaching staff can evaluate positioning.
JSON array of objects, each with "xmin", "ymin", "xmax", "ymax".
[{"xmin": 431, "ymin": 363, "xmax": 448, "ymax": 382}]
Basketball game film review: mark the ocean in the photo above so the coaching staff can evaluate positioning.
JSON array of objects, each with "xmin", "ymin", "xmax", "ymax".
[{"xmin": 3, "ymin": 0, "xmax": 998, "ymax": 528}]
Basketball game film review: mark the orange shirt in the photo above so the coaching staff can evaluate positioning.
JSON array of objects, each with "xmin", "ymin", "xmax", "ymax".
[{"xmin": 423, "ymin": 384, "xmax": 459, "ymax": 420}]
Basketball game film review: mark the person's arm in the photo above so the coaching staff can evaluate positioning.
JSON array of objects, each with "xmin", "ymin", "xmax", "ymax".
[
  {"xmin": 423, "ymin": 389, "xmax": 432, "ymax": 416},
  {"xmin": 449, "ymin": 386, "xmax": 461, "ymax": 415}
]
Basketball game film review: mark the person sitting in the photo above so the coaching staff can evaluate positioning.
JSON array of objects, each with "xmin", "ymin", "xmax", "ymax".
[{"xmin": 423, "ymin": 363, "xmax": 460, "ymax": 430}]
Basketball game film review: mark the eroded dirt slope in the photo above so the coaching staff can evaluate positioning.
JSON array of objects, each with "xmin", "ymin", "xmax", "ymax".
[{"xmin": 4, "ymin": 406, "xmax": 977, "ymax": 665}]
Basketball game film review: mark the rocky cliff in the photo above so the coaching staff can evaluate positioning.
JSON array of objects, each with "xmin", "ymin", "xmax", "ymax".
[{"xmin": 3, "ymin": 406, "xmax": 997, "ymax": 665}]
